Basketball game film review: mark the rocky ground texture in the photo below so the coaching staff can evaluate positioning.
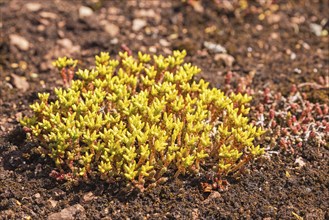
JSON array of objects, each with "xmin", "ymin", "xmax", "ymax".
[{"xmin": 0, "ymin": 0, "xmax": 328, "ymax": 219}]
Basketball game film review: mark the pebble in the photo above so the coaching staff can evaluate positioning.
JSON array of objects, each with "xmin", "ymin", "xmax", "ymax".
[
  {"xmin": 163, "ymin": 48, "xmax": 172, "ymax": 54},
  {"xmin": 57, "ymin": 38, "xmax": 73, "ymax": 48},
  {"xmin": 10, "ymin": 73, "xmax": 29, "ymax": 92},
  {"xmin": 110, "ymin": 38, "xmax": 119, "ymax": 44},
  {"xmin": 267, "ymin": 14, "xmax": 281, "ymax": 24},
  {"xmin": 47, "ymin": 199, "xmax": 58, "ymax": 208},
  {"xmin": 51, "ymin": 188, "xmax": 66, "ymax": 199},
  {"xmin": 134, "ymin": 9, "xmax": 156, "ymax": 18},
  {"xmin": 149, "ymin": 46, "xmax": 157, "ymax": 53},
  {"xmin": 47, "ymin": 204, "xmax": 86, "ymax": 220},
  {"xmin": 159, "ymin": 39, "xmax": 170, "ymax": 47},
  {"xmin": 9, "ymin": 34, "xmax": 29, "ymax": 51},
  {"xmin": 202, "ymin": 191, "xmax": 221, "ymax": 204},
  {"xmin": 134, "ymin": 9, "xmax": 160, "ymax": 23},
  {"xmin": 57, "ymin": 38, "xmax": 82, "ymax": 54},
  {"xmin": 37, "ymin": 25, "xmax": 46, "ymax": 32},
  {"xmin": 214, "ymin": 53, "xmax": 235, "ymax": 67},
  {"xmin": 189, "ymin": 0, "xmax": 204, "ymax": 13},
  {"xmin": 309, "ymin": 23, "xmax": 323, "ymax": 37},
  {"xmin": 290, "ymin": 52, "xmax": 296, "ymax": 60},
  {"xmin": 102, "ymin": 21, "xmax": 120, "ymax": 37},
  {"xmin": 39, "ymin": 18, "xmax": 50, "ymax": 26},
  {"xmin": 132, "ymin": 18, "xmax": 147, "ymax": 31},
  {"xmin": 33, "ymin": 193, "xmax": 41, "ymax": 199},
  {"xmin": 294, "ymin": 156, "xmax": 306, "ymax": 168},
  {"xmin": 204, "ymin": 41, "xmax": 227, "ymax": 53},
  {"xmin": 25, "ymin": 3, "xmax": 41, "ymax": 12},
  {"xmin": 39, "ymin": 12, "xmax": 57, "ymax": 19},
  {"xmin": 82, "ymin": 192, "xmax": 96, "ymax": 202},
  {"xmin": 39, "ymin": 61, "xmax": 52, "ymax": 72},
  {"xmin": 270, "ymin": 32, "xmax": 280, "ymax": 40},
  {"xmin": 191, "ymin": 208, "xmax": 200, "ymax": 220},
  {"xmin": 208, "ymin": 191, "xmax": 221, "ymax": 199},
  {"xmin": 79, "ymin": 6, "xmax": 93, "ymax": 18}
]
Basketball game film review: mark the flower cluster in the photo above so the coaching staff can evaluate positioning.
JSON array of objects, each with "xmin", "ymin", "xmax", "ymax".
[{"xmin": 21, "ymin": 50, "xmax": 265, "ymax": 190}]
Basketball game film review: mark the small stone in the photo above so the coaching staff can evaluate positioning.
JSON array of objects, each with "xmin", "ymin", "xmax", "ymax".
[
  {"xmin": 110, "ymin": 38, "xmax": 119, "ymax": 45},
  {"xmin": 15, "ymin": 112, "xmax": 22, "ymax": 121},
  {"xmin": 191, "ymin": 208, "xmax": 200, "ymax": 220},
  {"xmin": 39, "ymin": 12, "xmax": 57, "ymax": 19},
  {"xmin": 51, "ymin": 189, "xmax": 66, "ymax": 199},
  {"xmin": 134, "ymin": 9, "xmax": 156, "ymax": 18},
  {"xmin": 10, "ymin": 63, "xmax": 19, "ymax": 68},
  {"xmin": 214, "ymin": 53, "xmax": 235, "ymax": 67},
  {"xmin": 39, "ymin": 18, "xmax": 50, "ymax": 26},
  {"xmin": 290, "ymin": 52, "xmax": 296, "ymax": 60},
  {"xmin": 10, "ymin": 74, "xmax": 29, "ymax": 92},
  {"xmin": 9, "ymin": 34, "xmax": 29, "ymax": 51},
  {"xmin": 294, "ymin": 156, "xmax": 306, "ymax": 168},
  {"xmin": 302, "ymin": 42, "xmax": 311, "ymax": 50},
  {"xmin": 310, "ymin": 23, "xmax": 322, "ymax": 37},
  {"xmin": 291, "ymin": 16, "xmax": 305, "ymax": 24},
  {"xmin": 56, "ymin": 38, "xmax": 80, "ymax": 54},
  {"xmin": 47, "ymin": 204, "xmax": 85, "ymax": 220},
  {"xmin": 39, "ymin": 61, "xmax": 51, "ymax": 72},
  {"xmin": 159, "ymin": 39, "xmax": 170, "ymax": 47},
  {"xmin": 189, "ymin": 0, "xmax": 204, "ymax": 13},
  {"xmin": 270, "ymin": 32, "xmax": 280, "ymax": 40},
  {"xmin": 25, "ymin": 3, "xmax": 41, "ymax": 12},
  {"xmin": 202, "ymin": 191, "xmax": 221, "ymax": 204},
  {"xmin": 208, "ymin": 191, "xmax": 221, "ymax": 200},
  {"xmin": 204, "ymin": 41, "xmax": 227, "ymax": 53},
  {"xmin": 37, "ymin": 25, "xmax": 46, "ymax": 32},
  {"xmin": 79, "ymin": 6, "xmax": 93, "ymax": 18},
  {"xmin": 149, "ymin": 46, "xmax": 157, "ymax": 53},
  {"xmin": 103, "ymin": 22, "xmax": 120, "ymax": 37},
  {"xmin": 163, "ymin": 48, "xmax": 172, "ymax": 54},
  {"xmin": 267, "ymin": 14, "xmax": 281, "ymax": 24},
  {"xmin": 107, "ymin": 6, "xmax": 120, "ymax": 15},
  {"xmin": 132, "ymin": 18, "xmax": 147, "ymax": 31},
  {"xmin": 82, "ymin": 192, "xmax": 96, "ymax": 202},
  {"xmin": 34, "ymin": 193, "xmax": 41, "ymax": 199},
  {"xmin": 19, "ymin": 61, "xmax": 27, "ymax": 70},
  {"xmin": 57, "ymin": 38, "xmax": 73, "ymax": 48},
  {"xmin": 47, "ymin": 199, "xmax": 58, "ymax": 208}
]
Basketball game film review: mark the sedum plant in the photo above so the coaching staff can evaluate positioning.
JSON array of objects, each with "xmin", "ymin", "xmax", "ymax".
[{"xmin": 21, "ymin": 50, "xmax": 265, "ymax": 190}]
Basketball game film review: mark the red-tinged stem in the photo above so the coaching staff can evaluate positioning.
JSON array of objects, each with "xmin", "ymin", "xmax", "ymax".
[
  {"xmin": 121, "ymin": 44, "xmax": 132, "ymax": 56},
  {"xmin": 61, "ymin": 68, "xmax": 68, "ymax": 86},
  {"xmin": 68, "ymin": 67, "xmax": 74, "ymax": 84}
]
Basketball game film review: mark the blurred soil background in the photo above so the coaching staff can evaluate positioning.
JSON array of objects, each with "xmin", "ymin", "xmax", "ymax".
[{"xmin": 0, "ymin": 0, "xmax": 328, "ymax": 219}]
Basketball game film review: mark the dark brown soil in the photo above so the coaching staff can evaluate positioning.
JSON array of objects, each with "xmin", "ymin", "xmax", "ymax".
[{"xmin": 0, "ymin": 0, "xmax": 328, "ymax": 219}]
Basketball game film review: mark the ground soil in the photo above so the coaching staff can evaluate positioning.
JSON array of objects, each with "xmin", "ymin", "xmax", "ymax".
[{"xmin": 0, "ymin": 0, "xmax": 328, "ymax": 219}]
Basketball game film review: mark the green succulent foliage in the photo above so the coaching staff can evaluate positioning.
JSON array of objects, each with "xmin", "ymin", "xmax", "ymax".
[
  {"xmin": 52, "ymin": 57, "xmax": 78, "ymax": 70},
  {"xmin": 21, "ymin": 50, "xmax": 265, "ymax": 188}
]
